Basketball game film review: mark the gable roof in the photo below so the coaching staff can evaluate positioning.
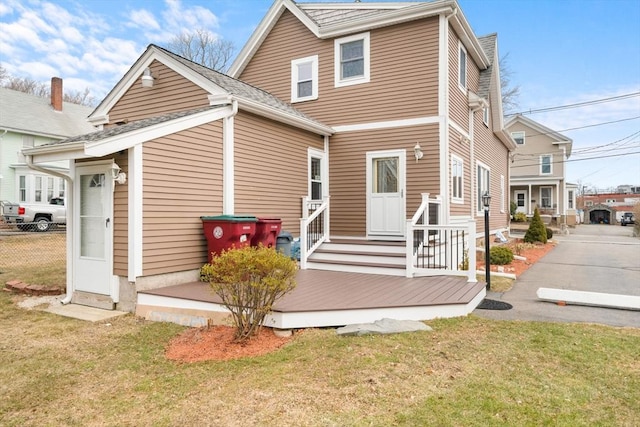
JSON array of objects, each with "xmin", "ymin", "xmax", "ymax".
[
  {"xmin": 229, "ymin": 0, "xmax": 490, "ymax": 77},
  {"xmin": 0, "ymin": 87, "xmax": 95, "ymax": 139},
  {"xmin": 90, "ymin": 44, "xmax": 333, "ymax": 136},
  {"xmin": 504, "ymin": 114, "xmax": 573, "ymax": 157}
]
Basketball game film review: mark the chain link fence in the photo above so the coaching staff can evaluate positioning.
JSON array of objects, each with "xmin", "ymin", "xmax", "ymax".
[{"xmin": 0, "ymin": 221, "xmax": 67, "ymax": 289}]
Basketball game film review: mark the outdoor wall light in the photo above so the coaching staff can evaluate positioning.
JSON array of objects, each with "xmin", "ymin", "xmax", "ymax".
[
  {"xmin": 141, "ymin": 67, "xmax": 154, "ymax": 88},
  {"xmin": 110, "ymin": 163, "xmax": 127, "ymax": 185},
  {"xmin": 414, "ymin": 142, "xmax": 423, "ymax": 162}
]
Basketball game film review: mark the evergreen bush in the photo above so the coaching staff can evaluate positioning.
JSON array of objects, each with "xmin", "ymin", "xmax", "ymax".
[
  {"xmin": 200, "ymin": 245, "xmax": 297, "ymax": 342},
  {"xmin": 524, "ymin": 208, "xmax": 547, "ymax": 244},
  {"xmin": 510, "ymin": 201, "xmax": 517, "ymax": 219},
  {"xmin": 546, "ymin": 227, "xmax": 553, "ymax": 240},
  {"xmin": 490, "ymin": 246, "xmax": 514, "ymax": 265}
]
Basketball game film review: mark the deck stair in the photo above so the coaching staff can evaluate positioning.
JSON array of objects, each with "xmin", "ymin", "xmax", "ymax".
[{"xmin": 306, "ymin": 238, "xmax": 408, "ymax": 276}]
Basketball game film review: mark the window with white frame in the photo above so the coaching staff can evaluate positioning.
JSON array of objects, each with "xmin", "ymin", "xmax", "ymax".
[
  {"xmin": 511, "ymin": 131, "xmax": 525, "ymax": 145},
  {"xmin": 451, "ymin": 155, "xmax": 464, "ymax": 202},
  {"xmin": 35, "ymin": 176, "xmax": 43, "ymax": 202},
  {"xmin": 19, "ymin": 176, "xmax": 26, "ymax": 202},
  {"xmin": 477, "ymin": 162, "xmax": 490, "ymax": 213},
  {"xmin": 540, "ymin": 187, "xmax": 552, "ymax": 208},
  {"xmin": 334, "ymin": 32, "xmax": 370, "ymax": 87},
  {"xmin": 291, "ymin": 55, "xmax": 318, "ymax": 102},
  {"xmin": 540, "ymin": 154, "xmax": 552, "ymax": 174},
  {"xmin": 458, "ymin": 42, "xmax": 467, "ymax": 91},
  {"xmin": 568, "ymin": 190, "xmax": 575, "ymax": 209},
  {"xmin": 308, "ymin": 148, "xmax": 325, "ymax": 201},
  {"xmin": 500, "ymin": 175, "xmax": 505, "ymax": 212}
]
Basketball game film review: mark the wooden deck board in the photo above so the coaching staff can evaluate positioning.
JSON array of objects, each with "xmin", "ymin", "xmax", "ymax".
[{"xmin": 139, "ymin": 269, "xmax": 486, "ymax": 313}]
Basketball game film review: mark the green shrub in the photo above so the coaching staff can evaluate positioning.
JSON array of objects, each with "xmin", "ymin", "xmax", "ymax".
[
  {"xmin": 200, "ymin": 245, "xmax": 297, "ymax": 342},
  {"xmin": 524, "ymin": 208, "xmax": 548, "ymax": 244},
  {"xmin": 513, "ymin": 212, "xmax": 527, "ymax": 222},
  {"xmin": 546, "ymin": 227, "xmax": 553, "ymax": 240},
  {"xmin": 490, "ymin": 246, "xmax": 514, "ymax": 265},
  {"xmin": 510, "ymin": 201, "xmax": 517, "ymax": 219}
]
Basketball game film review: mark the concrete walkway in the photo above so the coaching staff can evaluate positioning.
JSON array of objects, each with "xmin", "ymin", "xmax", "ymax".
[
  {"xmin": 18, "ymin": 295, "xmax": 128, "ymax": 322},
  {"xmin": 475, "ymin": 224, "xmax": 640, "ymax": 328}
]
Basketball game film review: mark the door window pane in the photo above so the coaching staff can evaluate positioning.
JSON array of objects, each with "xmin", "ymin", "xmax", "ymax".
[
  {"xmin": 373, "ymin": 157, "xmax": 398, "ymax": 193},
  {"xmin": 80, "ymin": 173, "xmax": 105, "ymax": 258},
  {"xmin": 311, "ymin": 157, "xmax": 322, "ymax": 200}
]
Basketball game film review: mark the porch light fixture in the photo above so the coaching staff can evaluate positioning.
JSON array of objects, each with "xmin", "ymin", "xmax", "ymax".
[
  {"xmin": 141, "ymin": 67, "xmax": 154, "ymax": 88},
  {"xmin": 414, "ymin": 142, "xmax": 423, "ymax": 162},
  {"xmin": 110, "ymin": 163, "xmax": 127, "ymax": 185},
  {"xmin": 482, "ymin": 191, "xmax": 491, "ymax": 291}
]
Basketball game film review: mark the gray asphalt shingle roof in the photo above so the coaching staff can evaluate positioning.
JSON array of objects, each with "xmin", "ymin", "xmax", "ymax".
[
  {"xmin": 0, "ymin": 87, "xmax": 95, "ymax": 138},
  {"xmin": 300, "ymin": 7, "xmax": 395, "ymax": 27},
  {"xmin": 477, "ymin": 33, "xmax": 497, "ymax": 100}
]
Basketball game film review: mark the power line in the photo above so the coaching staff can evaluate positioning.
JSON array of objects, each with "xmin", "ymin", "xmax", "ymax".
[
  {"xmin": 505, "ymin": 91, "xmax": 640, "ymax": 116},
  {"xmin": 510, "ymin": 150, "xmax": 640, "ymax": 169},
  {"xmin": 523, "ymin": 115, "xmax": 640, "ymax": 138}
]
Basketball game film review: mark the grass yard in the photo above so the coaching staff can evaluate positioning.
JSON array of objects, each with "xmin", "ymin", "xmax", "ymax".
[
  {"xmin": 1, "ymin": 292, "xmax": 638, "ymax": 426},
  {"xmin": 0, "ymin": 233, "xmax": 66, "ymax": 288}
]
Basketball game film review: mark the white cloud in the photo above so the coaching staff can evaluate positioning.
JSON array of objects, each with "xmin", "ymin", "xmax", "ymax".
[
  {"xmin": 128, "ymin": 9, "xmax": 161, "ymax": 31},
  {"xmin": 15, "ymin": 61, "xmax": 58, "ymax": 80}
]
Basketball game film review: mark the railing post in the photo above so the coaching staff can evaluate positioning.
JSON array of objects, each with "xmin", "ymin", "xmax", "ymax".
[
  {"xmin": 300, "ymin": 217, "xmax": 308, "ymax": 270},
  {"xmin": 405, "ymin": 219, "xmax": 413, "ymax": 278},
  {"xmin": 467, "ymin": 219, "xmax": 477, "ymax": 282},
  {"xmin": 301, "ymin": 196, "xmax": 309, "ymax": 220},
  {"xmin": 324, "ymin": 196, "xmax": 331, "ymax": 242}
]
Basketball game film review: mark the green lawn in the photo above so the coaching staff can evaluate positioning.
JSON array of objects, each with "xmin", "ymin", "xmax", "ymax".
[{"xmin": 1, "ymin": 292, "xmax": 638, "ymax": 426}]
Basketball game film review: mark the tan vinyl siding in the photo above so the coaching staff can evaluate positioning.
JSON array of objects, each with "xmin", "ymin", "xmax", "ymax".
[
  {"xmin": 113, "ymin": 152, "xmax": 129, "ymax": 276},
  {"xmin": 108, "ymin": 60, "xmax": 210, "ymax": 126},
  {"xmin": 142, "ymin": 121, "xmax": 224, "ymax": 276},
  {"xmin": 473, "ymin": 110, "xmax": 510, "ymax": 230},
  {"xmin": 509, "ymin": 121, "xmax": 566, "ymax": 178},
  {"xmin": 234, "ymin": 111, "xmax": 324, "ymax": 234},
  {"xmin": 330, "ymin": 124, "xmax": 440, "ymax": 237},
  {"xmin": 239, "ymin": 10, "xmax": 440, "ymax": 127}
]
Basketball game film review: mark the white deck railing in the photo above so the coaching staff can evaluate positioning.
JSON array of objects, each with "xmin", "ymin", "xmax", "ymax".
[
  {"xmin": 406, "ymin": 193, "xmax": 477, "ymax": 281},
  {"xmin": 299, "ymin": 196, "xmax": 330, "ymax": 269}
]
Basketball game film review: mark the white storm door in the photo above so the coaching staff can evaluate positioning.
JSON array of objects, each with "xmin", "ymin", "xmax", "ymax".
[
  {"xmin": 74, "ymin": 165, "xmax": 113, "ymax": 295},
  {"xmin": 366, "ymin": 150, "xmax": 406, "ymax": 237},
  {"xmin": 515, "ymin": 191, "xmax": 527, "ymax": 214}
]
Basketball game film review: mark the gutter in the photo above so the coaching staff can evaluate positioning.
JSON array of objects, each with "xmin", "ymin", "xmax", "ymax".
[{"xmin": 25, "ymin": 155, "xmax": 74, "ymax": 305}]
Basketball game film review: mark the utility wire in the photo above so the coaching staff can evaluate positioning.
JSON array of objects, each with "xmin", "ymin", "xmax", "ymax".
[
  {"xmin": 505, "ymin": 91, "xmax": 640, "ymax": 116},
  {"xmin": 510, "ymin": 150, "xmax": 640, "ymax": 169},
  {"xmin": 521, "ymin": 115, "xmax": 640, "ymax": 138}
]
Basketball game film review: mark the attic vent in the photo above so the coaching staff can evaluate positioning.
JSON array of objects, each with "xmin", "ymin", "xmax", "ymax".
[{"xmin": 114, "ymin": 120, "xmax": 129, "ymax": 126}]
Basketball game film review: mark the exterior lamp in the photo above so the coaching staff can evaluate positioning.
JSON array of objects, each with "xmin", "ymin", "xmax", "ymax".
[
  {"xmin": 414, "ymin": 142, "xmax": 423, "ymax": 162},
  {"xmin": 141, "ymin": 67, "xmax": 154, "ymax": 88},
  {"xmin": 482, "ymin": 191, "xmax": 491, "ymax": 290},
  {"xmin": 110, "ymin": 163, "xmax": 127, "ymax": 185}
]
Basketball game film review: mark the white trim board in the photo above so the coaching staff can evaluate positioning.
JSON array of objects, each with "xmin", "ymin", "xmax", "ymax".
[
  {"xmin": 333, "ymin": 116, "xmax": 439, "ymax": 133},
  {"xmin": 537, "ymin": 288, "xmax": 640, "ymax": 311}
]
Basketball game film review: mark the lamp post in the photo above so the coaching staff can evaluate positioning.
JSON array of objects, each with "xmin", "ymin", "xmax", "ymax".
[{"xmin": 482, "ymin": 192, "xmax": 491, "ymax": 291}]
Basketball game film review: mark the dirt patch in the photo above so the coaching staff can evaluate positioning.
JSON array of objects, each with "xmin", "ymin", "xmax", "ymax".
[
  {"xmin": 165, "ymin": 325, "xmax": 294, "ymax": 363},
  {"xmin": 479, "ymin": 239, "xmax": 556, "ymax": 277}
]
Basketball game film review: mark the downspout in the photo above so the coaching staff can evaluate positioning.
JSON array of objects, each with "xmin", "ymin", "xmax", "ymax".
[
  {"xmin": 222, "ymin": 99, "xmax": 239, "ymax": 215},
  {"xmin": 26, "ymin": 155, "xmax": 74, "ymax": 304}
]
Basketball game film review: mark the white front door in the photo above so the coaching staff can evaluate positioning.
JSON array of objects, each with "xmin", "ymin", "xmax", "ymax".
[
  {"xmin": 366, "ymin": 150, "xmax": 406, "ymax": 237},
  {"xmin": 74, "ymin": 164, "xmax": 113, "ymax": 296},
  {"xmin": 515, "ymin": 191, "xmax": 527, "ymax": 214}
]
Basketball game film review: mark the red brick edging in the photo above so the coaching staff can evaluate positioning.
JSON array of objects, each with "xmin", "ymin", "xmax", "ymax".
[{"xmin": 4, "ymin": 280, "xmax": 64, "ymax": 296}]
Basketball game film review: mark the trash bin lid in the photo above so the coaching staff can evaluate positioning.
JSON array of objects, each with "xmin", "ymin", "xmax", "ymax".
[
  {"xmin": 277, "ymin": 230, "xmax": 293, "ymax": 241},
  {"xmin": 200, "ymin": 214, "xmax": 257, "ymax": 222}
]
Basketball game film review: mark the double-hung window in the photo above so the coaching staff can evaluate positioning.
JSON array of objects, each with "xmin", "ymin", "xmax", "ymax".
[
  {"xmin": 19, "ymin": 176, "xmax": 26, "ymax": 202},
  {"xmin": 540, "ymin": 154, "xmax": 552, "ymax": 175},
  {"xmin": 308, "ymin": 148, "xmax": 325, "ymax": 201},
  {"xmin": 451, "ymin": 155, "xmax": 464, "ymax": 203},
  {"xmin": 291, "ymin": 55, "xmax": 318, "ymax": 102},
  {"xmin": 458, "ymin": 42, "xmax": 467, "ymax": 91},
  {"xmin": 334, "ymin": 32, "xmax": 370, "ymax": 87},
  {"xmin": 477, "ymin": 162, "xmax": 490, "ymax": 213}
]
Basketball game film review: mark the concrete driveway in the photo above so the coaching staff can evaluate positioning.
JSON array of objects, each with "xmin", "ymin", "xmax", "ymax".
[{"xmin": 475, "ymin": 224, "xmax": 640, "ymax": 328}]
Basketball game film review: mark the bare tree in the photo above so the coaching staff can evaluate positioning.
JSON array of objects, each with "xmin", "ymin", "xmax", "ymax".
[
  {"xmin": 500, "ymin": 53, "xmax": 520, "ymax": 114},
  {"xmin": 0, "ymin": 67, "xmax": 96, "ymax": 107},
  {"xmin": 166, "ymin": 29, "xmax": 235, "ymax": 73}
]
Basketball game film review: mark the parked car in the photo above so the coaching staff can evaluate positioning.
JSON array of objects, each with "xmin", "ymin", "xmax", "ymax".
[
  {"xmin": 2, "ymin": 197, "xmax": 66, "ymax": 232},
  {"xmin": 620, "ymin": 212, "xmax": 635, "ymax": 226}
]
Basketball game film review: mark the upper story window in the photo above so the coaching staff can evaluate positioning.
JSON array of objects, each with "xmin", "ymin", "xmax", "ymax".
[
  {"xmin": 482, "ymin": 107, "xmax": 489, "ymax": 126},
  {"xmin": 540, "ymin": 154, "xmax": 552, "ymax": 175},
  {"xmin": 451, "ymin": 155, "xmax": 464, "ymax": 203},
  {"xmin": 291, "ymin": 55, "xmax": 318, "ymax": 103},
  {"xmin": 512, "ymin": 131, "xmax": 525, "ymax": 145},
  {"xmin": 458, "ymin": 42, "xmax": 467, "ymax": 91},
  {"xmin": 334, "ymin": 32, "xmax": 370, "ymax": 87}
]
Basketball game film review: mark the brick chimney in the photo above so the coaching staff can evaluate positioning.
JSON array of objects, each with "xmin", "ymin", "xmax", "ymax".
[{"xmin": 51, "ymin": 77, "xmax": 63, "ymax": 111}]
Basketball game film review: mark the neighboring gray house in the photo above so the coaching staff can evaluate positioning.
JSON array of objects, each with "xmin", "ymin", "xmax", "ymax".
[
  {"xmin": 0, "ymin": 78, "xmax": 95, "ymax": 211},
  {"xmin": 505, "ymin": 114, "xmax": 576, "ymax": 225}
]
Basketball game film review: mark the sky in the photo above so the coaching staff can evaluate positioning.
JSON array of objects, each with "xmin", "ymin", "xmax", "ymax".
[{"xmin": 1, "ymin": 0, "xmax": 639, "ymax": 191}]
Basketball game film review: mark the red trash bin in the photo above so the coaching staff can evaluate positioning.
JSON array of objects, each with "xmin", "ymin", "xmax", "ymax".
[
  {"xmin": 250, "ymin": 218, "xmax": 282, "ymax": 249},
  {"xmin": 201, "ymin": 215, "xmax": 257, "ymax": 262}
]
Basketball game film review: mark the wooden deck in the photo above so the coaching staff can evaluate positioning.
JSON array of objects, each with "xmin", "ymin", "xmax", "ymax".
[{"xmin": 136, "ymin": 270, "xmax": 486, "ymax": 329}]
